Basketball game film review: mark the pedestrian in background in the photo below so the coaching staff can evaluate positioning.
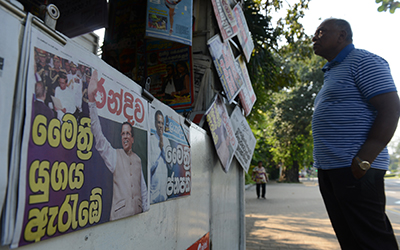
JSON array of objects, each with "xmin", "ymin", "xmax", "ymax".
[
  {"xmin": 252, "ymin": 161, "xmax": 268, "ymax": 199},
  {"xmin": 312, "ymin": 18, "xmax": 400, "ymax": 249}
]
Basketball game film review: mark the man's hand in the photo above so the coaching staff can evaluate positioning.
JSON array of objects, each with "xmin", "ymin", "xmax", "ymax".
[
  {"xmin": 88, "ymin": 70, "xmax": 99, "ymax": 102},
  {"xmin": 351, "ymin": 157, "xmax": 367, "ymax": 179}
]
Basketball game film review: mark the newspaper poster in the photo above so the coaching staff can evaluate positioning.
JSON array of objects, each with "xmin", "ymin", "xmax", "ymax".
[
  {"xmin": 210, "ymin": 0, "xmax": 238, "ymax": 42},
  {"xmin": 232, "ymin": 4, "xmax": 254, "ymax": 62},
  {"xmin": 149, "ymin": 100, "xmax": 191, "ymax": 204},
  {"xmin": 207, "ymin": 34, "xmax": 243, "ymax": 104},
  {"xmin": 12, "ymin": 25, "xmax": 150, "ymax": 248},
  {"xmin": 146, "ymin": 39, "xmax": 194, "ymax": 110},
  {"xmin": 187, "ymin": 232, "xmax": 210, "ymax": 250},
  {"xmin": 230, "ymin": 106, "xmax": 256, "ymax": 173},
  {"xmin": 236, "ymin": 55, "xmax": 256, "ymax": 116},
  {"xmin": 146, "ymin": 0, "xmax": 193, "ymax": 46},
  {"xmin": 205, "ymin": 95, "xmax": 237, "ymax": 173}
]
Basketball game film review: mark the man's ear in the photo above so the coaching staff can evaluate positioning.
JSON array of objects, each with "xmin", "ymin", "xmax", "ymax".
[{"xmin": 338, "ymin": 30, "xmax": 347, "ymax": 43}]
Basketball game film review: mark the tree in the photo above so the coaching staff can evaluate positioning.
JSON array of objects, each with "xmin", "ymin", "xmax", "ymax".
[
  {"xmin": 376, "ymin": 0, "xmax": 400, "ymax": 13},
  {"xmin": 268, "ymin": 52, "xmax": 325, "ymax": 182},
  {"xmin": 388, "ymin": 139, "xmax": 400, "ymax": 173},
  {"xmin": 243, "ymin": 0, "xmax": 319, "ymax": 182}
]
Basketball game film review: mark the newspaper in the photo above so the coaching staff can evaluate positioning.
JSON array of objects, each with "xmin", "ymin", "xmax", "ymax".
[
  {"xmin": 207, "ymin": 34, "xmax": 243, "ymax": 104},
  {"xmin": 232, "ymin": 4, "xmax": 254, "ymax": 63},
  {"xmin": 210, "ymin": 0, "xmax": 238, "ymax": 42},
  {"xmin": 0, "ymin": 7, "xmax": 26, "ymax": 246},
  {"xmin": 205, "ymin": 95, "xmax": 237, "ymax": 173},
  {"xmin": 230, "ymin": 106, "xmax": 256, "ymax": 173},
  {"xmin": 146, "ymin": 0, "xmax": 193, "ymax": 46},
  {"xmin": 11, "ymin": 23, "xmax": 151, "ymax": 248},
  {"xmin": 236, "ymin": 55, "xmax": 256, "ymax": 116},
  {"xmin": 149, "ymin": 99, "xmax": 191, "ymax": 204}
]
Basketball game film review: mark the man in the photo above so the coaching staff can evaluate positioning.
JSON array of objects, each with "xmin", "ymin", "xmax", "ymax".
[
  {"xmin": 54, "ymin": 71, "xmax": 76, "ymax": 121},
  {"xmin": 312, "ymin": 18, "xmax": 400, "ymax": 249},
  {"xmin": 88, "ymin": 70, "xmax": 148, "ymax": 221},
  {"xmin": 47, "ymin": 55, "xmax": 63, "ymax": 106},
  {"xmin": 67, "ymin": 61, "xmax": 83, "ymax": 115},
  {"xmin": 34, "ymin": 81, "xmax": 54, "ymax": 121},
  {"xmin": 150, "ymin": 110, "xmax": 172, "ymax": 203}
]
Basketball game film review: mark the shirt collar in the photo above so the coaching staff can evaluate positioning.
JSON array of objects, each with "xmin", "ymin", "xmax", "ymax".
[{"xmin": 322, "ymin": 44, "xmax": 355, "ymax": 72}]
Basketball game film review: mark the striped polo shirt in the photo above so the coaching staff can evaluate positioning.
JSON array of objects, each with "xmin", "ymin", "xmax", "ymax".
[{"xmin": 312, "ymin": 44, "xmax": 396, "ymax": 170}]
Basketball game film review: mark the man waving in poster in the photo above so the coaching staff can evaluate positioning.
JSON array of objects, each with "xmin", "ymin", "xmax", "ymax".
[
  {"xmin": 150, "ymin": 110, "xmax": 173, "ymax": 203},
  {"xmin": 88, "ymin": 70, "xmax": 149, "ymax": 220}
]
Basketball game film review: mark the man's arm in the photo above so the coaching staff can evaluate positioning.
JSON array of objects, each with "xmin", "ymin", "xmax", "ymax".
[
  {"xmin": 352, "ymin": 91, "xmax": 400, "ymax": 178},
  {"xmin": 89, "ymin": 102, "xmax": 117, "ymax": 173},
  {"xmin": 88, "ymin": 70, "xmax": 117, "ymax": 173}
]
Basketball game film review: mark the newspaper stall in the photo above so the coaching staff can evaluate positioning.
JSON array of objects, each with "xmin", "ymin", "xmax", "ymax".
[{"xmin": 0, "ymin": 0, "xmax": 256, "ymax": 249}]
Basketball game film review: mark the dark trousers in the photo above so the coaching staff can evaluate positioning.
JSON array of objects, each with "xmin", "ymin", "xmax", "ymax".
[
  {"xmin": 318, "ymin": 167, "xmax": 398, "ymax": 250},
  {"xmin": 256, "ymin": 183, "xmax": 266, "ymax": 198}
]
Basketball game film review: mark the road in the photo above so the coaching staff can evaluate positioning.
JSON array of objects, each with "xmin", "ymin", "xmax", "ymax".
[{"xmin": 245, "ymin": 178, "xmax": 400, "ymax": 250}]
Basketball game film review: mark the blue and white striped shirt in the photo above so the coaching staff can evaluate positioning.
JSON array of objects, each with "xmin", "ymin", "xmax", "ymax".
[{"xmin": 312, "ymin": 44, "xmax": 396, "ymax": 170}]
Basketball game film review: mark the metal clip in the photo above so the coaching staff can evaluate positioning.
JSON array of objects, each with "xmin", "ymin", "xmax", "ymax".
[{"xmin": 44, "ymin": 4, "xmax": 60, "ymax": 30}]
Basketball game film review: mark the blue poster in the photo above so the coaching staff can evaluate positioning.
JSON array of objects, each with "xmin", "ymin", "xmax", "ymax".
[{"xmin": 146, "ymin": 0, "xmax": 193, "ymax": 46}]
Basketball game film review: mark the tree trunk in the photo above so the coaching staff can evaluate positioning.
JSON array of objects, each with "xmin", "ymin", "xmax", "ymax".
[{"xmin": 280, "ymin": 161, "xmax": 300, "ymax": 183}]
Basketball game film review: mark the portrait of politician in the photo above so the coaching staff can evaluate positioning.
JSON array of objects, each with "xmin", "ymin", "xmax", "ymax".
[
  {"xmin": 87, "ymin": 70, "xmax": 149, "ymax": 221},
  {"xmin": 150, "ymin": 110, "xmax": 173, "ymax": 203}
]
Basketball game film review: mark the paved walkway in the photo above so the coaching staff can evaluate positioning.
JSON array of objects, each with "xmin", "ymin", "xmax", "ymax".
[
  {"xmin": 245, "ymin": 180, "xmax": 400, "ymax": 250},
  {"xmin": 246, "ymin": 180, "xmax": 340, "ymax": 250}
]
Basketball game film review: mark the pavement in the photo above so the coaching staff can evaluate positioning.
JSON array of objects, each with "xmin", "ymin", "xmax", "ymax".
[{"xmin": 245, "ymin": 179, "xmax": 400, "ymax": 250}]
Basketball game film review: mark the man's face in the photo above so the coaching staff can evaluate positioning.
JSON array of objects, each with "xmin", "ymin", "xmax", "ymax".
[
  {"xmin": 54, "ymin": 59, "xmax": 61, "ymax": 69},
  {"xmin": 121, "ymin": 124, "xmax": 134, "ymax": 154},
  {"xmin": 71, "ymin": 66, "xmax": 77, "ymax": 74},
  {"xmin": 155, "ymin": 114, "xmax": 164, "ymax": 137},
  {"xmin": 59, "ymin": 78, "xmax": 67, "ymax": 90},
  {"xmin": 39, "ymin": 55, "xmax": 47, "ymax": 64},
  {"xmin": 312, "ymin": 20, "xmax": 340, "ymax": 60}
]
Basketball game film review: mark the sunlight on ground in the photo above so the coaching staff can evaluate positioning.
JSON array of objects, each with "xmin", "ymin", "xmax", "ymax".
[{"xmin": 246, "ymin": 214, "xmax": 339, "ymax": 250}]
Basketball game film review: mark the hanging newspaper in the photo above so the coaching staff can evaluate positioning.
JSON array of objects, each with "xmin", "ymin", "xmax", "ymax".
[
  {"xmin": 149, "ymin": 99, "xmax": 191, "ymax": 204},
  {"xmin": 236, "ymin": 55, "xmax": 256, "ymax": 116},
  {"xmin": 230, "ymin": 106, "xmax": 256, "ymax": 173},
  {"xmin": 205, "ymin": 95, "xmax": 237, "ymax": 173},
  {"xmin": 210, "ymin": 0, "xmax": 238, "ymax": 42},
  {"xmin": 0, "ymin": 6, "xmax": 25, "ymax": 245},
  {"xmin": 232, "ymin": 4, "xmax": 254, "ymax": 62},
  {"xmin": 146, "ymin": 0, "xmax": 193, "ymax": 46},
  {"xmin": 146, "ymin": 39, "xmax": 194, "ymax": 110},
  {"xmin": 12, "ymin": 24, "xmax": 150, "ymax": 248},
  {"xmin": 207, "ymin": 34, "xmax": 243, "ymax": 104}
]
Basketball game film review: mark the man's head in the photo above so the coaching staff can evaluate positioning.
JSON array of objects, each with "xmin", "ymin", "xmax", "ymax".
[
  {"xmin": 35, "ymin": 81, "xmax": 46, "ymax": 100},
  {"xmin": 155, "ymin": 110, "xmax": 164, "ymax": 137},
  {"xmin": 258, "ymin": 161, "xmax": 263, "ymax": 167},
  {"xmin": 121, "ymin": 122, "xmax": 134, "ymax": 154},
  {"xmin": 312, "ymin": 18, "xmax": 353, "ymax": 62},
  {"xmin": 70, "ymin": 62, "xmax": 77, "ymax": 74},
  {"xmin": 53, "ymin": 56, "xmax": 61, "ymax": 69},
  {"xmin": 37, "ymin": 49, "xmax": 47, "ymax": 64},
  {"xmin": 58, "ymin": 72, "xmax": 68, "ymax": 90},
  {"xmin": 63, "ymin": 59, "xmax": 71, "ymax": 72}
]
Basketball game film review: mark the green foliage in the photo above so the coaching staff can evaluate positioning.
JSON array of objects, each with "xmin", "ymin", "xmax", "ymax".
[
  {"xmin": 388, "ymin": 138, "xmax": 400, "ymax": 173},
  {"xmin": 376, "ymin": 0, "xmax": 400, "ymax": 13},
  {"xmin": 242, "ymin": 0, "xmax": 318, "ymax": 182}
]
